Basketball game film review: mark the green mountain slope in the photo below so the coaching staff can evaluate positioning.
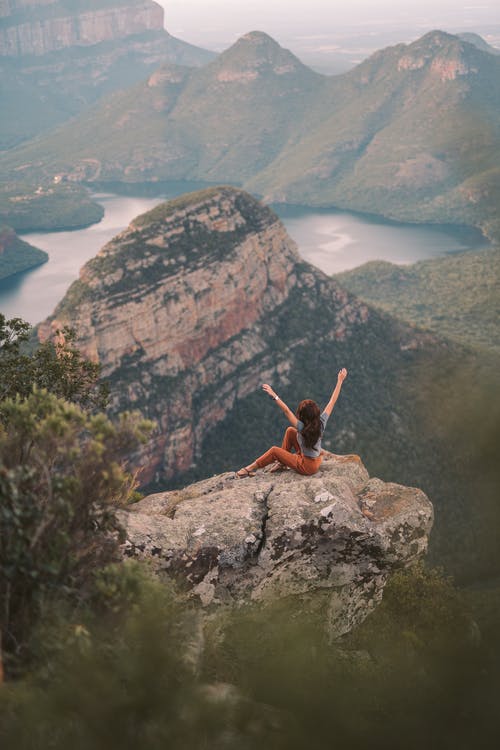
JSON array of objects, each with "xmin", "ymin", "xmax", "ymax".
[
  {"xmin": 458, "ymin": 32, "xmax": 500, "ymax": 55},
  {"xmin": 336, "ymin": 245, "xmax": 500, "ymax": 356},
  {"xmin": 0, "ymin": 32, "xmax": 323, "ymax": 182},
  {"xmin": 248, "ymin": 32, "xmax": 500, "ymax": 231},
  {"xmin": 0, "ymin": 226, "xmax": 48, "ymax": 280},
  {"xmin": 1, "ymin": 30, "xmax": 499, "ymax": 239},
  {"xmin": 0, "ymin": 0, "xmax": 214, "ymax": 151}
]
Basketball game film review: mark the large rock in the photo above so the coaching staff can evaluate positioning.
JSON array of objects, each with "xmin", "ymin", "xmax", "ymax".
[
  {"xmin": 120, "ymin": 452, "xmax": 433, "ymax": 637},
  {"xmin": 40, "ymin": 186, "xmax": 447, "ymax": 491}
]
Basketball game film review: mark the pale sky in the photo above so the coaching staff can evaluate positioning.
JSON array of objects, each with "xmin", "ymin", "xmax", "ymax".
[
  {"xmin": 157, "ymin": 0, "xmax": 499, "ymax": 64},
  {"xmin": 159, "ymin": 0, "xmax": 498, "ymax": 36}
]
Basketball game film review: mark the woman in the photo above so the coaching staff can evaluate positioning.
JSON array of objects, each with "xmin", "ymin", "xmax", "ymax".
[{"xmin": 236, "ymin": 368, "xmax": 348, "ymax": 478}]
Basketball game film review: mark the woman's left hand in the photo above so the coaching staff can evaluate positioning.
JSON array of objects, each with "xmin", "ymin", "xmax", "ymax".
[{"xmin": 262, "ymin": 383, "xmax": 276, "ymax": 398}]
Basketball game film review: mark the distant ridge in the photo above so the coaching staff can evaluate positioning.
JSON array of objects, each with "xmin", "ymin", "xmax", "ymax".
[
  {"xmin": 457, "ymin": 32, "xmax": 500, "ymax": 56},
  {"xmin": 0, "ymin": 0, "xmax": 215, "ymax": 149},
  {"xmin": 1, "ymin": 28, "xmax": 499, "ymax": 240}
]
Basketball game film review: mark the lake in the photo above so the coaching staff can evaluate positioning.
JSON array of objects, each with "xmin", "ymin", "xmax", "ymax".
[{"xmin": 0, "ymin": 193, "xmax": 487, "ymax": 325}]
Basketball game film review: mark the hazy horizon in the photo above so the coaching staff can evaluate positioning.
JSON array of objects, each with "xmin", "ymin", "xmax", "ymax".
[
  {"xmin": 160, "ymin": 1, "xmax": 499, "ymax": 41},
  {"xmin": 157, "ymin": 1, "xmax": 499, "ymax": 71}
]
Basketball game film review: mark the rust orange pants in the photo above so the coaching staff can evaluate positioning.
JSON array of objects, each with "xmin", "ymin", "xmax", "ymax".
[{"xmin": 254, "ymin": 426, "xmax": 322, "ymax": 476}]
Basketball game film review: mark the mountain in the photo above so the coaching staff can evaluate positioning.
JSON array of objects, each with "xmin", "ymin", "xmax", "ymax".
[
  {"xmin": 248, "ymin": 30, "xmax": 500, "ymax": 239},
  {"xmin": 336, "ymin": 245, "xmax": 500, "ymax": 356},
  {"xmin": 0, "ymin": 0, "xmax": 214, "ymax": 150},
  {"xmin": 0, "ymin": 226, "xmax": 48, "ymax": 280},
  {"xmin": 1, "ymin": 29, "xmax": 499, "ymax": 241},
  {"xmin": 457, "ymin": 32, "xmax": 500, "ymax": 55},
  {"xmin": 38, "ymin": 186, "xmax": 498, "ymax": 581},
  {"xmin": 1, "ymin": 31, "xmax": 323, "ymax": 182},
  {"xmin": 37, "ymin": 185, "xmax": 431, "ymax": 486}
]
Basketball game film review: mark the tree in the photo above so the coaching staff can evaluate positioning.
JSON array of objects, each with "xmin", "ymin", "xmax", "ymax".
[
  {"xmin": 0, "ymin": 388, "xmax": 152, "ymax": 677},
  {"xmin": 0, "ymin": 313, "xmax": 108, "ymax": 410}
]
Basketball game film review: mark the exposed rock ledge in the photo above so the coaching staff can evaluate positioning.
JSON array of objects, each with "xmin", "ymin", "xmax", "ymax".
[{"xmin": 120, "ymin": 452, "xmax": 433, "ymax": 637}]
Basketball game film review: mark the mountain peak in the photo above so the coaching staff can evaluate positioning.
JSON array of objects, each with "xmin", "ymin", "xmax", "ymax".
[
  {"xmin": 413, "ymin": 29, "xmax": 459, "ymax": 48},
  {"xmin": 239, "ymin": 30, "xmax": 280, "ymax": 45},
  {"xmin": 211, "ymin": 30, "xmax": 312, "ymax": 81},
  {"xmin": 395, "ymin": 29, "xmax": 483, "ymax": 79}
]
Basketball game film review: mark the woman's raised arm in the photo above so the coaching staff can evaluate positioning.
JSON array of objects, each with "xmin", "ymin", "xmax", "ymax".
[
  {"xmin": 262, "ymin": 383, "xmax": 299, "ymax": 428},
  {"xmin": 324, "ymin": 368, "xmax": 348, "ymax": 417}
]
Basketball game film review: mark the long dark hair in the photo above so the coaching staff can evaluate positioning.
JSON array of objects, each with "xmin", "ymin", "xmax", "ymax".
[{"xmin": 296, "ymin": 399, "xmax": 321, "ymax": 449}]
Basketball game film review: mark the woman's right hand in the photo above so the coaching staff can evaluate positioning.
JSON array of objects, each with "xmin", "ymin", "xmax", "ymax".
[
  {"xmin": 337, "ymin": 367, "xmax": 348, "ymax": 383},
  {"xmin": 262, "ymin": 383, "xmax": 276, "ymax": 398}
]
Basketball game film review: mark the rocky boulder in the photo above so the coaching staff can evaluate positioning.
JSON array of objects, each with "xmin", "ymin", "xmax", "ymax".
[{"xmin": 120, "ymin": 452, "xmax": 433, "ymax": 637}]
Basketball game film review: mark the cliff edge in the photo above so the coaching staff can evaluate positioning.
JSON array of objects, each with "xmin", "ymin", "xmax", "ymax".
[
  {"xmin": 39, "ymin": 186, "xmax": 447, "ymax": 490},
  {"xmin": 120, "ymin": 452, "xmax": 433, "ymax": 637}
]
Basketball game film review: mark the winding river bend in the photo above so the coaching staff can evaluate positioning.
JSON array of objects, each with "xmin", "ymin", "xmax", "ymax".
[{"xmin": 0, "ymin": 192, "xmax": 488, "ymax": 325}]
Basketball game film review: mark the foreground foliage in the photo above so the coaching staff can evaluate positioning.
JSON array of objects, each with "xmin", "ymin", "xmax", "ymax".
[
  {"xmin": 0, "ymin": 389, "xmax": 152, "ymax": 677},
  {"xmin": 0, "ymin": 314, "xmax": 108, "ymax": 410},
  {"xmin": 0, "ymin": 562, "xmax": 497, "ymax": 750}
]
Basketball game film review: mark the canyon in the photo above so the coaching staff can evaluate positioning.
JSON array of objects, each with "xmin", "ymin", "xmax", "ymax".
[
  {"xmin": 0, "ymin": 0, "xmax": 164, "ymax": 57},
  {"xmin": 38, "ymin": 187, "xmax": 451, "ymax": 490}
]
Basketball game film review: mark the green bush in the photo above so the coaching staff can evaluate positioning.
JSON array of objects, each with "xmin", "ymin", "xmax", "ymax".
[
  {"xmin": 0, "ymin": 314, "xmax": 108, "ymax": 410},
  {"xmin": 0, "ymin": 563, "xmax": 498, "ymax": 750},
  {"xmin": 0, "ymin": 388, "xmax": 152, "ymax": 677}
]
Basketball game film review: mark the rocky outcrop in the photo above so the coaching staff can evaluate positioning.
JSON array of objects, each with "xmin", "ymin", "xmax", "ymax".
[
  {"xmin": 39, "ymin": 187, "xmax": 378, "ymax": 485},
  {"xmin": 39, "ymin": 186, "xmax": 450, "ymax": 491},
  {"xmin": 0, "ymin": 0, "xmax": 164, "ymax": 56},
  {"xmin": 120, "ymin": 453, "xmax": 434, "ymax": 637},
  {"xmin": 0, "ymin": 1, "xmax": 214, "ymax": 150}
]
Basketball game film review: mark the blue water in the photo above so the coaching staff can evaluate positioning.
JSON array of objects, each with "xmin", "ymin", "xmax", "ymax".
[{"xmin": 0, "ymin": 193, "xmax": 487, "ymax": 325}]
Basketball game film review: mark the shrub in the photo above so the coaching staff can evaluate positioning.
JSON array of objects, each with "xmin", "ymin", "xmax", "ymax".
[
  {"xmin": 0, "ymin": 314, "xmax": 108, "ymax": 410},
  {"xmin": 0, "ymin": 388, "xmax": 152, "ymax": 677}
]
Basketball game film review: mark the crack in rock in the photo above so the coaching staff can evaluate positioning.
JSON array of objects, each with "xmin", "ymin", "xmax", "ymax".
[{"xmin": 118, "ymin": 453, "xmax": 433, "ymax": 637}]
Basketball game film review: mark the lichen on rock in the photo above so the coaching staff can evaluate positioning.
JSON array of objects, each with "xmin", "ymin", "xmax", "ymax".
[{"xmin": 120, "ymin": 452, "xmax": 433, "ymax": 637}]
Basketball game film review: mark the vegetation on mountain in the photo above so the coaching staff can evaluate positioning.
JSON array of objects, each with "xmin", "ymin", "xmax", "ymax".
[
  {"xmin": 0, "ymin": 181, "xmax": 103, "ymax": 232},
  {"xmin": 336, "ymin": 245, "xmax": 500, "ymax": 355},
  {"xmin": 0, "ymin": 314, "xmax": 108, "ymax": 409},
  {"xmin": 0, "ymin": 226, "xmax": 48, "ymax": 280},
  {"xmin": 1, "ymin": 30, "xmax": 499, "ymax": 240},
  {"xmin": 0, "ymin": 0, "xmax": 214, "ymax": 150},
  {"xmin": 130, "ymin": 185, "xmax": 276, "ymax": 228}
]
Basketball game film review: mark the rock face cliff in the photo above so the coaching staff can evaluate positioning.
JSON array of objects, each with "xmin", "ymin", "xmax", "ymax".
[
  {"xmin": 40, "ymin": 186, "xmax": 447, "ymax": 491},
  {"xmin": 0, "ymin": 0, "xmax": 163, "ymax": 56},
  {"xmin": 0, "ymin": 0, "xmax": 214, "ymax": 149},
  {"xmin": 120, "ymin": 453, "xmax": 434, "ymax": 637}
]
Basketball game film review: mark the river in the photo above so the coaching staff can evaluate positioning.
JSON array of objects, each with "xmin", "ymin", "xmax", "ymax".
[{"xmin": 0, "ymin": 192, "xmax": 487, "ymax": 325}]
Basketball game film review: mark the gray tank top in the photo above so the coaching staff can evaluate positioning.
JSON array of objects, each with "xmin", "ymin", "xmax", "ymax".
[{"xmin": 296, "ymin": 410, "xmax": 329, "ymax": 458}]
